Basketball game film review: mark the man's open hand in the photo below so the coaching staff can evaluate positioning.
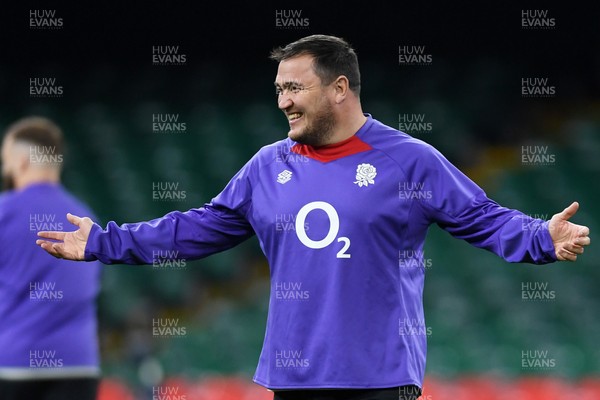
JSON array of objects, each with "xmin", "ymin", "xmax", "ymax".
[
  {"xmin": 548, "ymin": 202, "xmax": 591, "ymax": 261},
  {"xmin": 36, "ymin": 213, "xmax": 94, "ymax": 260}
]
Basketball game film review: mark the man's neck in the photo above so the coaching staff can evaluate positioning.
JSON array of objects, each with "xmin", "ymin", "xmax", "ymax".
[
  {"xmin": 16, "ymin": 173, "xmax": 60, "ymax": 190},
  {"xmin": 322, "ymin": 112, "xmax": 367, "ymax": 146}
]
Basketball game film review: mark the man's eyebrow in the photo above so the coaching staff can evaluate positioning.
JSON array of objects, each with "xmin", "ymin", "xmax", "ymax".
[{"xmin": 274, "ymin": 80, "xmax": 303, "ymax": 88}]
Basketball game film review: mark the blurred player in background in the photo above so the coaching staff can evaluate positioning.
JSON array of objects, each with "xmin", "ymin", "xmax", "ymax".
[
  {"xmin": 37, "ymin": 36, "xmax": 590, "ymax": 400},
  {"xmin": 0, "ymin": 117, "xmax": 102, "ymax": 400}
]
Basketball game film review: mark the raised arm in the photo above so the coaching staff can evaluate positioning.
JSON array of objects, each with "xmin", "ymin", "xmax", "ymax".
[
  {"xmin": 412, "ymin": 144, "xmax": 590, "ymax": 263},
  {"xmin": 37, "ymin": 156, "xmax": 257, "ymax": 264},
  {"xmin": 38, "ymin": 203, "xmax": 254, "ymax": 264}
]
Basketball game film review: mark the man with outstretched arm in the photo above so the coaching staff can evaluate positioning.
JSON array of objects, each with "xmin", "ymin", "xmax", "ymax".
[{"xmin": 37, "ymin": 35, "xmax": 590, "ymax": 400}]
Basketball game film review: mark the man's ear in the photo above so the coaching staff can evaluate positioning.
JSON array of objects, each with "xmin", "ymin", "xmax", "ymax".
[
  {"xmin": 16, "ymin": 151, "xmax": 30, "ymax": 174},
  {"xmin": 333, "ymin": 75, "xmax": 349, "ymax": 103}
]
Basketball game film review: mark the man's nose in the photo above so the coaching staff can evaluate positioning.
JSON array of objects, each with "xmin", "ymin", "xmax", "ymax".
[{"xmin": 278, "ymin": 94, "xmax": 293, "ymax": 110}]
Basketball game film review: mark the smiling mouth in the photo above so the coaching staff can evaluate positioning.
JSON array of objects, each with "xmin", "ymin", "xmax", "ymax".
[{"xmin": 287, "ymin": 112, "xmax": 303, "ymax": 122}]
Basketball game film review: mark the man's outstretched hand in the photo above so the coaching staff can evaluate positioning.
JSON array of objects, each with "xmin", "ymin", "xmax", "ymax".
[
  {"xmin": 36, "ymin": 213, "xmax": 94, "ymax": 260},
  {"xmin": 548, "ymin": 202, "xmax": 591, "ymax": 261}
]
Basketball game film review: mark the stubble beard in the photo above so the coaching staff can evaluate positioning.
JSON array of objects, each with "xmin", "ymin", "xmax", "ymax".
[{"xmin": 289, "ymin": 100, "xmax": 336, "ymax": 147}]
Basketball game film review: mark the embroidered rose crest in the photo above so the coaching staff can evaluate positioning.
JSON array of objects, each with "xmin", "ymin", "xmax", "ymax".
[{"xmin": 353, "ymin": 163, "xmax": 377, "ymax": 187}]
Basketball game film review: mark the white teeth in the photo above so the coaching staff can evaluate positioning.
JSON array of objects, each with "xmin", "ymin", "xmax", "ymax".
[{"xmin": 288, "ymin": 113, "xmax": 302, "ymax": 121}]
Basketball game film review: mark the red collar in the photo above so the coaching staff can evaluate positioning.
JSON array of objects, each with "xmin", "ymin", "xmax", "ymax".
[{"xmin": 290, "ymin": 135, "xmax": 372, "ymax": 163}]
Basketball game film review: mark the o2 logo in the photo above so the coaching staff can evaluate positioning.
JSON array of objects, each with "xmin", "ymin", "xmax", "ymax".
[{"xmin": 294, "ymin": 201, "xmax": 351, "ymax": 258}]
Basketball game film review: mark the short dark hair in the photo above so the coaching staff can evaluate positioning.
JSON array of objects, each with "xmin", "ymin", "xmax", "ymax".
[
  {"xmin": 5, "ymin": 116, "xmax": 64, "ymax": 158},
  {"xmin": 270, "ymin": 34, "xmax": 361, "ymax": 96}
]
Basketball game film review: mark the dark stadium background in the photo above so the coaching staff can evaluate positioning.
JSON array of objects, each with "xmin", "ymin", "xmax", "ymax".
[{"xmin": 1, "ymin": 1, "xmax": 599, "ymax": 399}]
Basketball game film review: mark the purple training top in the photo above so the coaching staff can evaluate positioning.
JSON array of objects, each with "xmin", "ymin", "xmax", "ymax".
[
  {"xmin": 84, "ymin": 116, "xmax": 556, "ymax": 389},
  {"xmin": 0, "ymin": 183, "xmax": 101, "ymax": 379}
]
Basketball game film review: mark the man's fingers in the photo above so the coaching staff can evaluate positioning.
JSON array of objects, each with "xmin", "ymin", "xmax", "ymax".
[
  {"xmin": 579, "ymin": 226, "xmax": 590, "ymax": 237},
  {"xmin": 36, "ymin": 239, "xmax": 59, "ymax": 247},
  {"xmin": 36, "ymin": 239, "xmax": 57, "ymax": 249},
  {"xmin": 37, "ymin": 241, "xmax": 63, "ymax": 258},
  {"xmin": 66, "ymin": 213, "xmax": 82, "ymax": 226},
  {"xmin": 556, "ymin": 201, "xmax": 579, "ymax": 221},
  {"xmin": 37, "ymin": 231, "xmax": 66, "ymax": 241},
  {"xmin": 38, "ymin": 241, "xmax": 79, "ymax": 260},
  {"xmin": 569, "ymin": 246, "xmax": 584, "ymax": 255},
  {"xmin": 557, "ymin": 247, "xmax": 577, "ymax": 262},
  {"xmin": 575, "ymin": 236, "xmax": 591, "ymax": 246},
  {"xmin": 561, "ymin": 242, "xmax": 584, "ymax": 255}
]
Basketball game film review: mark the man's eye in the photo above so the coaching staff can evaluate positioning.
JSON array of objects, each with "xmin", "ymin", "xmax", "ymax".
[{"xmin": 275, "ymin": 85, "xmax": 303, "ymax": 95}]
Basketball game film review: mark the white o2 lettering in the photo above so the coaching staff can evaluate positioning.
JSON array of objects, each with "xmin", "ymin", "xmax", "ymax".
[
  {"xmin": 336, "ymin": 237, "xmax": 351, "ymax": 259},
  {"xmin": 295, "ymin": 202, "xmax": 338, "ymax": 249},
  {"xmin": 295, "ymin": 201, "xmax": 351, "ymax": 258}
]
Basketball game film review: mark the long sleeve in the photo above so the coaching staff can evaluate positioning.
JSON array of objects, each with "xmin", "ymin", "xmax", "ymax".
[
  {"xmin": 414, "ymin": 144, "xmax": 557, "ymax": 264},
  {"xmin": 84, "ymin": 158, "xmax": 256, "ymax": 265}
]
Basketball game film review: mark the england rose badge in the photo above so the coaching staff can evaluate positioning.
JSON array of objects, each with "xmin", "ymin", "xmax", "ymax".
[{"xmin": 353, "ymin": 163, "xmax": 377, "ymax": 187}]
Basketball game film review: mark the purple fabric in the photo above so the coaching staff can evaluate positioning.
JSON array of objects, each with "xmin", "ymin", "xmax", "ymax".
[
  {"xmin": 84, "ymin": 116, "xmax": 556, "ymax": 389},
  {"xmin": 0, "ymin": 183, "xmax": 101, "ymax": 368}
]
